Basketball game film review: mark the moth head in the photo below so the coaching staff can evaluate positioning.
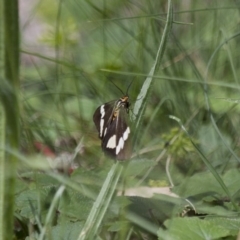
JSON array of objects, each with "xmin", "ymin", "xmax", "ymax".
[{"xmin": 117, "ymin": 95, "xmax": 130, "ymax": 110}]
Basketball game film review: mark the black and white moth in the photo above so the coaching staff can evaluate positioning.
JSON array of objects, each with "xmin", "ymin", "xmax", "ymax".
[{"xmin": 93, "ymin": 95, "xmax": 131, "ymax": 160}]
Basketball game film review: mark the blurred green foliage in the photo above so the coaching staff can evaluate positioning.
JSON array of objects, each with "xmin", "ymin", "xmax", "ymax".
[{"xmin": 16, "ymin": 0, "xmax": 240, "ymax": 239}]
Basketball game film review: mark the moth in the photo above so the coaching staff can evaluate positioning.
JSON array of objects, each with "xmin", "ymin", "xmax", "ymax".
[{"xmin": 93, "ymin": 94, "xmax": 131, "ymax": 160}]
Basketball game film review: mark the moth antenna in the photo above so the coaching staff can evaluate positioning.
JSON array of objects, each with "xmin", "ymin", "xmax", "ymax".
[
  {"xmin": 110, "ymin": 80, "xmax": 125, "ymax": 95},
  {"xmin": 126, "ymin": 80, "xmax": 133, "ymax": 95}
]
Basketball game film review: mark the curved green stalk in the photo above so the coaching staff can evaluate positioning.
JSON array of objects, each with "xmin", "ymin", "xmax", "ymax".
[
  {"xmin": 78, "ymin": 162, "xmax": 123, "ymax": 240},
  {"xmin": 0, "ymin": 0, "xmax": 20, "ymax": 239},
  {"xmin": 0, "ymin": 0, "xmax": 5, "ymax": 239},
  {"xmin": 133, "ymin": 0, "xmax": 173, "ymax": 146}
]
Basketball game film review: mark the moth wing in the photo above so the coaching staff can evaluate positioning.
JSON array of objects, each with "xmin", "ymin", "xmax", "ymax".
[
  {"xmin": 102, "ymin": 109, "xmax": 131, "ymax": 160},
  {"xmin": 93, "ymin": 100, "xmax": 116, "ymax": 139}
]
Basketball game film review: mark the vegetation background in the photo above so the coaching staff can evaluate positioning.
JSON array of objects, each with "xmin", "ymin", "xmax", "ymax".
[{"xmin": 1, "ymin": 0, "xmax": 240, "ymax": 239}]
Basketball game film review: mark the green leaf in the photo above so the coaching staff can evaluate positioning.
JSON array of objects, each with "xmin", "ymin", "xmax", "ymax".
[
  {"xmin": 173, "ymin": 169, "xmax": 240, "ymax": 198},
  {"xmin": 48, "ymin": 222, "xmax": 83, "ymax": 240},
  {"xmin": 20, "ymin": 172, "xmax": 60, "ymax": 187},
  {"xmin": 192, "ymin": 204, "xmax": 234, "ymax": 217},
  {"xmin": 15, "ymin": 186, "xmax": 58, "ymax": 221},
  {"xmin": 14, "ymin": 178, "xmax": 28, "ymax": 194},
  {"xmin": 198, "ymin": 124, "xmax": 231, "ymax": 166},
  {"xmin": 108, "ymin": 220, "xmax": 129, "ymax": 232},
  {"xmin": 59, "ymin": 189, "xmax": 94, "ymax": 221},
  {"xmin": 158, "ymin": 217, "xmax": 230, "ymax": 240},
  {"xmin": 206, "ymin": 217, "xmax": 240, "ymax": 236}
]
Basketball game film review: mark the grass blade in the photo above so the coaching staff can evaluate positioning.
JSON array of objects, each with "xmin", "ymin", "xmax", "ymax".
[
  {"xmin": 0, "ymin": 0, "xmax": 5, "ymax": 238},
  {"xmin": 78, "ymin": 162, "xmax": 123, "ymax": 240},
  {"xmin": 169, "ymin": 115, "xmax": 238, "ymax": 210},
  {"xmin": 133, "ymin": 0, "xmax": 173, "ymax": 127}
]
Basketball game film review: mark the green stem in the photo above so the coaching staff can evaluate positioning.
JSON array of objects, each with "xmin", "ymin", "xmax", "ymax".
[
  {"xmin": 0, "ymin": 0, "xmax": 5, "ymax": 239},
  {"xmin": 0, "ymin": 0, "xmax": 20, "ymax": 238}
]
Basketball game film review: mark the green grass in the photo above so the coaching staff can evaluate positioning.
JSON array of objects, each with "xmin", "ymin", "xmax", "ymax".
[{"xmin": 4, "ymin": 0, "xmax": 240, "ymax": 239}]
